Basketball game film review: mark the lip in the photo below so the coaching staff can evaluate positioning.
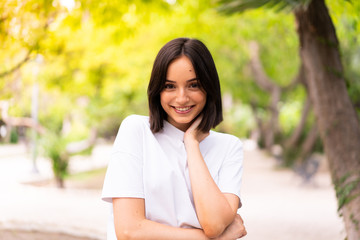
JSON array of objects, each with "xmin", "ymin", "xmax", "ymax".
[{"xmin": 172, "ymin": 105, "xmax": 194, "ymax": 114}]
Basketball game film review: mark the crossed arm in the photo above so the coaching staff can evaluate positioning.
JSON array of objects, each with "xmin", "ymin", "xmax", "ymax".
[
  {"xmin": 112, "ymin": 118, "xmax": 246, "ymax": 240},
  {"xmin": 113, "ymin": 197, "xmax": 246, "ymax": 240}
]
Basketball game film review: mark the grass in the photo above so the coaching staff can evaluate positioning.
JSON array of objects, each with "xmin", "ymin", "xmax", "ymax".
[
  {"xmin": 64, "ymin": 167, "xmax": 107, "ymax": 189},
  {"xmin": 67, "ymin": 167, "xmax": 107, "ymax": 181}
]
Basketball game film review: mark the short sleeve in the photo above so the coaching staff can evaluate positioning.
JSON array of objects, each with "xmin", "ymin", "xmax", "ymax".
[
  {"xmin": 101, "ymin": 115, "xmax": 145, "ymax": 203},
  {"xmin": 218, "ymin": 138, "xmax": 243, "ymax": 207}
]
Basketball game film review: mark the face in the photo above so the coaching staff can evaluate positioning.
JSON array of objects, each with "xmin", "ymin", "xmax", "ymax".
[{"xmin": 160, "ymin": 55, "xmax": 206, "ymax": 132}]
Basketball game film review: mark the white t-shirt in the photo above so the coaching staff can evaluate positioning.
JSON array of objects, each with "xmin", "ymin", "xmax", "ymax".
[{"xmin": 101, "ymin": 115, "xmax": 243, "ymax": 239}]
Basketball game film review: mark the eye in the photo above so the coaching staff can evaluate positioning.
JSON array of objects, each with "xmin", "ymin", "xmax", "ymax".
[
  {"xmin": 189, "ymin": 82, "xmax": 200, "ymax": 88},
  {"xmin": 164, "ymin": 83, "xmax": 175, "ymax": 89}
]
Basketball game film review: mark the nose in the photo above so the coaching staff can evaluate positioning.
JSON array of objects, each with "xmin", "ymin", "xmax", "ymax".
[{"xmin": 176, "ymin": 88, "xmax": 189, "ymax": 105}]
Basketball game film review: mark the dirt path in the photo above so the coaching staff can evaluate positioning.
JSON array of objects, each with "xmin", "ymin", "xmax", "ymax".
[
  {"xmin": 0, "ymin": 142, "xmax": 346, "ymax": 240},
  {"xmin": 0, "ymin": 229, "xmax": 98, "ymax": 240},
  {"xmin": 0, "ymin": 144, "xmax": 109, "ymax": 240},
  {"xmin": 240, "ymin": 141, "xmax": 345, "ymax": 240}
]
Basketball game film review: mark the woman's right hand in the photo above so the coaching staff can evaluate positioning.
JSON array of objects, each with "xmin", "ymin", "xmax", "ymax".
[
  {"xmin": 184, "ymin": 115, "xmax": 209, "ymax": 146},
  {"xmin": 214, "ymin": 214, "xmax": 247, "ymax": 240}
]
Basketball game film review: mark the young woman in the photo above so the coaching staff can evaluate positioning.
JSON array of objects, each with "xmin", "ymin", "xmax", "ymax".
[{"xmin": 102, "ymin": 38, "xmax": 246, "ymax": 240}]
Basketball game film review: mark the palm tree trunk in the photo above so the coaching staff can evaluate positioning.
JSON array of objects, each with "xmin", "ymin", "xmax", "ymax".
[{"xmin": 294, "ymin": 0, "xmax": 360, "ymax": 239}]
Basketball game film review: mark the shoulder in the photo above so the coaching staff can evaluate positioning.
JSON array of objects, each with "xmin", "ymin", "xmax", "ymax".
[
  {"xmin": 206, "ymin": 131, "xmax": 243, "ymax": 154},
  {"xmin": 122, "ymin": 114, "xmax": 149, "ymax": 124},
  {"xmin": 113, "ymin": 115, "xmax": 150, "ymax": 148},
  {"xmin": 116, "ymin": 115, "xmax": 150, "ymax": 139},
  {"xmin": 120, "ymin": 115, "xmax": 150, "ymax": 129},
  {"xmin": 209, "ymin": 130, "xmax": 242, "ymax": 146},
  {"xmin": 207, "ymin": 131, "xmax": 243, "ymax": 162}
]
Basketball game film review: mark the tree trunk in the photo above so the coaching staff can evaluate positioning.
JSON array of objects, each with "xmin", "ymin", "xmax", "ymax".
[
  {"xmin": 249, "ymin": 101, "xmax": 265, "ymax": 145},
  {"xmin": 55, "ymin": 176, "xmax": 65, "ymax": 188},
  {"xmin": 286, "ymin": 96, "xmax": 311, "ymax": 149},
  {"xmin": 299, "ymin": 123, "xmax": 318, "ymax": 161},
  {"xmin": 249, "ymin": 41, "xmax": 282, "ymax": 151},
  {"xmin": 295, "ymin": 0, "xmax": 360, "ymax": 239}
]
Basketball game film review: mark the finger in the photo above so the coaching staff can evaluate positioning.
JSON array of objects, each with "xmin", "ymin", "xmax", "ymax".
[
  {"xmin": 189, "ymin": 115, "xmax": 202, "ymax": 131},
  {"xmin": 198, "ymin": 131, "xmax": 210, "ymax": 142},
  {"xmin": 240, "ymin": 230, "xmax": 247, "ymax": 238},
  {"xmin": 193, "ymin": 115, "xmax": 202, "ymax": 126},
  {"xmin": 239, "ymin": 223, "xmax": 247, "ymax": 237},
  {"xmin": 238, "ymin": 215, "xmax": 244, "ymax": 224}
]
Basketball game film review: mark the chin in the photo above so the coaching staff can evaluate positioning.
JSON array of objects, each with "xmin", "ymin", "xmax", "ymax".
[{"xmin": 176, "ymin": 116, "xmax": 196, "ymax": 123}]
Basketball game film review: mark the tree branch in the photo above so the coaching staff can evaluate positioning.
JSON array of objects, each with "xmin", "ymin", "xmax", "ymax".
[
  {"xmin": 65, "ymin": 128, "xmax": 98, "ymax": 155},
  {"xmin": 3, "ymin": 116, "xmax": 46, "ymax": 134},
  {"xmin": 0, "ymin": 100, "xmax": 46, "ymax": 134},
  {"xmin": 299, "ymin": 123, "xmax": 318, "ymax": 161},
  {"xmin": 286, "ymin": 95, "xmax": 311, "ymax": 148},
  {"xmin": 249, "ymin": 41, "xmax": 276, "ymax": 92},
  {"xmin": 249, "ymin": 100, "xmax": 265, "ymax": 138},
  {"xmin": 0, "ymin": 51, "xmax": 32, "ymax": 78}
]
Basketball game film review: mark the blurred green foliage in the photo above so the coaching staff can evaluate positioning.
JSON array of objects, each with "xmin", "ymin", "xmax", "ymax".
[
  {"xmin": 1, "ymin": 0, "xmax": 359, "ymax": 146},
  {"xmin": 40, "ymin": 132, "xmax": 69, "ymax": 187}
]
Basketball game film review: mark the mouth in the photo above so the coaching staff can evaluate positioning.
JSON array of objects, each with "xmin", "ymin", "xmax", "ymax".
[{"xmin": 172, "ymin": 105, "xmax": 194, "ymax": 114}]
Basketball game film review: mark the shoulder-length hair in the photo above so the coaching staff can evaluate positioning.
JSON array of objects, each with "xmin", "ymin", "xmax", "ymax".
[{"xmin": 147, "ymin": 37, "xmax": 223, "ymax": 133}]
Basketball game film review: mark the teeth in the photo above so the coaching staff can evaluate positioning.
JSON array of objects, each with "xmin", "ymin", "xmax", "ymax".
[{"xmin": 175, "ymin": 106, "xmax": 191, "ymax": 111}]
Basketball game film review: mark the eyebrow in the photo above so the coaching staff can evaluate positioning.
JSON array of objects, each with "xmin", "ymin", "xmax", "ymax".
[{"xmin": 165, "ymin": 78, "xmax": 198, "ymax": 83}]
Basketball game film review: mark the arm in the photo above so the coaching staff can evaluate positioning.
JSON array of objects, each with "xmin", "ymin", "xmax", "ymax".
[
  {"xmin": 113, "ymin": 198, "xmax": 246, "ymax": 240},
  {"xmin": 217, "ymin": 214, "xmax": 247, "ymax": 240},
  {"xmin": 113, "ymin": 198, "xmax": 209, "ymax": 240},
  {"xmin": 184, "ymin": 118, "xmax": 240, "ymax": 238}
]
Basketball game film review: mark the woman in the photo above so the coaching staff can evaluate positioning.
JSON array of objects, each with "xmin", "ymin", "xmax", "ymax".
[{"xmin": 102, "ymin": 38, "xmax": 247, "ymax": 240}]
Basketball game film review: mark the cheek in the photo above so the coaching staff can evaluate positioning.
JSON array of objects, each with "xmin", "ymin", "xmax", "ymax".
[
  {"xmin": 193, "ymin": 92, "xmax": 207, "ymax": 106},
  {"xmin": 160, "ymin": 92, "xmax": 169, "ymax": 109}
]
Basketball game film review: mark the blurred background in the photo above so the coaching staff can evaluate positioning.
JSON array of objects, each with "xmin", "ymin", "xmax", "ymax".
[{"xmin": 0, "ymin": 0, "xmax": 359, "ymax": 239}]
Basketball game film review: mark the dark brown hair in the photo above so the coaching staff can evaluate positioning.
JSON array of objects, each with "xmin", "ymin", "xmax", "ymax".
[{"xmin": 147, "ymin": 38, "xmax": 223, "ymax": 133}]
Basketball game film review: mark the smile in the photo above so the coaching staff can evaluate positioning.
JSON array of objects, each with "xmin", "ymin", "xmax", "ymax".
[{"xmin": 172, "ymin": 106, "xmax": 193, "ymax": 113}]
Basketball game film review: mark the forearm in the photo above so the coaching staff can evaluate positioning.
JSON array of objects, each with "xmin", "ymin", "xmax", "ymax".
[
  {"xmin": 186, "ymin": 140, "xmax": 236, "ymax": 237},
  {"xmin": 116, "ymin": 218, "xmax": 211, "ymax": 240},
  {"xmin": 113, "ymin": 198, "xmax": 212, "ymax": 240}
]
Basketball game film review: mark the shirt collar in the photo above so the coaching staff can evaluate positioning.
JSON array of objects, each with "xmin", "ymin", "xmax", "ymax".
[{"xmin": 163, "ymin": 120, "xmax": 185, "ymax": 142}]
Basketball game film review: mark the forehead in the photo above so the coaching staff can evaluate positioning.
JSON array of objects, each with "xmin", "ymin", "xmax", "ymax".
[{"xmin": 166, "ymin": 55, "xmax": 196, "ymax": 80}]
